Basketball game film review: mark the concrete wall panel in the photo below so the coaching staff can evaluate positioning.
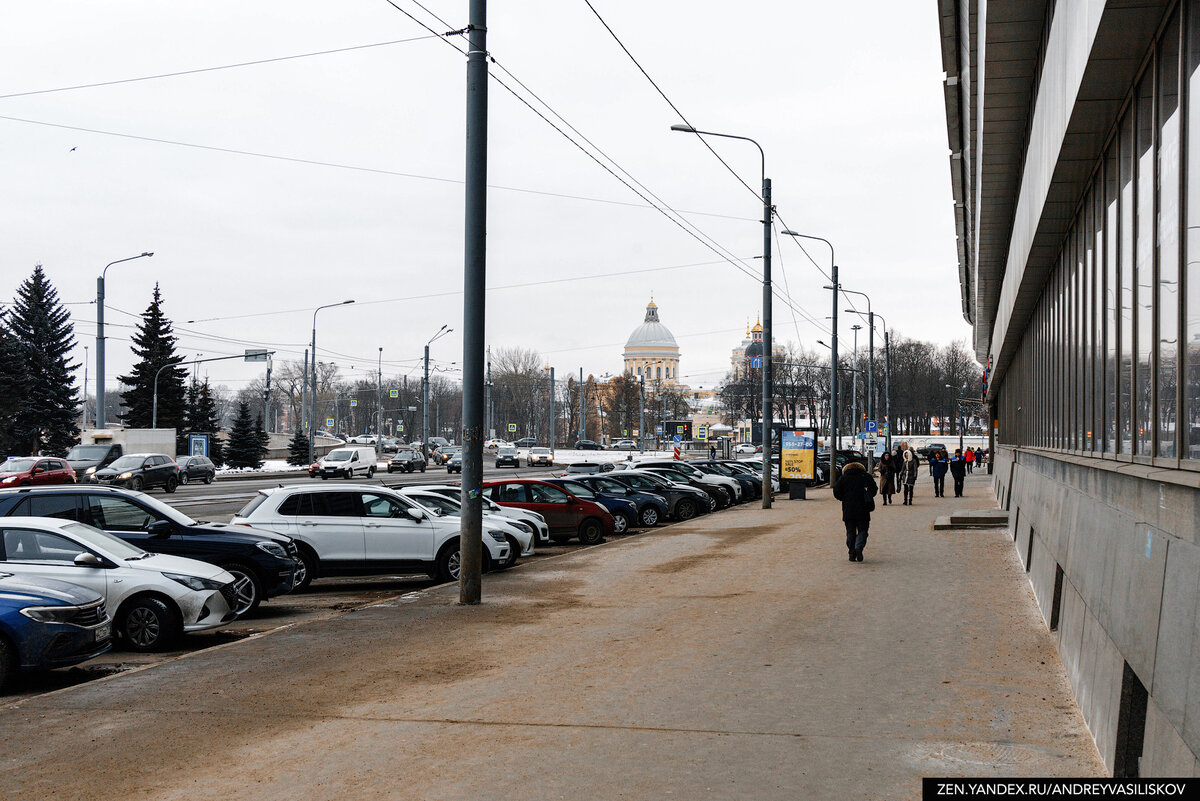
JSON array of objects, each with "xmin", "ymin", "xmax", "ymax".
[
  {"xmin": 1152, "ymin": 539, "xmax": 1200, "ymax": 738},
  {"xmin": 1143, "ymin": 698, "xmax": 1198, "ymax": 777},
  {"xmin": 1105, "ymin": 525, "xmax": 1167, "ymax": 686}
]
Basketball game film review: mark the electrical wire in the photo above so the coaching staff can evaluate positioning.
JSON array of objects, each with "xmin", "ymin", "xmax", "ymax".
[{"xmin": 0, "ymin": 36, "xmax": 444, "ymax": 100}]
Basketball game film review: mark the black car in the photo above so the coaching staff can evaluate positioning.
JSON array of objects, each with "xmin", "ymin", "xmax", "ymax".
[
  {"xmin": 607, "ymin": 470, "xmax": 710, "ymax": 521},
  {"xmin": 176, "ymin": 455, "xmax": 216, "ymax": 485},
  {"xmin": 0, "ymin": 486, "xmax": 299, "ymax": 617},
  {"xmin": 387, "ymin": 450, "xmax": 427, "ymax": 474},
  {"xmin": 574, "ymin": 440, "xmax": 603, "ymax": 451},
  {"xmin": 91, "ymin": 453, "xmax": 180, "ymax": 493},
  {"xmin": 571, "ymin": 474, "xmax": 670, "ymax": 528},
  {"xmin": 513, "ymin": 438, "xmax": 537, "ymax": 449},
  {"xmin": 445, "ymin": 451, "xmax": 463, "ymax": 474},
  {"xmin": 692, "ymin": 460, "xmax": 762, "ymax": 499},
  {"xmin": 638, "ymin": 465, "xmax": 730, "ymax": 511},
  {"xmin": 495, "ymin": 447, "xmax": 520, "ymax": 468}
]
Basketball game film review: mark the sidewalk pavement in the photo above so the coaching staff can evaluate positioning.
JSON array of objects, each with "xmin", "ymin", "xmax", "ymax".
[{"xmin": 0, "ymin": 469, "xmax": 1103, "ymax": 800}]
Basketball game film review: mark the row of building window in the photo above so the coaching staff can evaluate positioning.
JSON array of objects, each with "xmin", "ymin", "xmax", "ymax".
[
  {"xmin": 1001, "ymin": 4, "xmax": 1200, "ymax": 461},
  {"xmin": 634, "ymin": 365, "xmax": 673, "ymax": 380}
]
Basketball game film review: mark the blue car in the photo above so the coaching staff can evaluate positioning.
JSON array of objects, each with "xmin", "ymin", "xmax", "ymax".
[
  {"xmin": 0, "ymin": 573, "xmax": 112, "ymax": 692},
  {"xmin": 569, "ymin": 475, "xmax": 671, "ymax": 528},
  {"xmin": 548, "ymin": 477, "xmax": 643, "ymax": 534}
]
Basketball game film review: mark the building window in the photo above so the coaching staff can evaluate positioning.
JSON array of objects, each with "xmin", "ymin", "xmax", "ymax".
[
  {"xmin": 1186, "ymin": 0, "xmax": 1200, "ymax": 460},
  {"xmin": 1106, "ymin": 138, "xmax": 1119, "ymax": 454},
  {"xmin": 1121, "ymin": 109, "xmax": 1135, "ymax": 454},
  {"xmin": 1158, "ymin": 9, "xmax": 1181, "ymax": 458},
  {"xmin": 1135, "ymin": 67, "xmax": 1155, "ymax": 457}
]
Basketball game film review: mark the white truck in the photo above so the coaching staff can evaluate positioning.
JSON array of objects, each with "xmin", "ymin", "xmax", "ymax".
[{"xmin": 66, "ymin": 428, "xmax": 178, "ymax": 480}]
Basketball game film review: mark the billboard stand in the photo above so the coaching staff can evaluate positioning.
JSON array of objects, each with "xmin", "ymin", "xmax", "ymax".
[{"xmin": 781, "ymin": 427, "xmax": 818, "ymax": 501}]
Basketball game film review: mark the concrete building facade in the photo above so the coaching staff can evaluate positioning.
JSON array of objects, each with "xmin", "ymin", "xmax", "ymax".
[
  {"xmin": 941, "ymin": 0, "xmax": 1200, "ymax": 776},
  {"xmin": 623, "ymin": 298, "xmax": 680, "ymax": 383}
]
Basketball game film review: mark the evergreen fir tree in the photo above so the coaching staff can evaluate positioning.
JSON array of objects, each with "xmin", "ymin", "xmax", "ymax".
[
  {"xmin": 6, "ymin": 265, "xmax": 79, "ymax": 455},
  {"xmin": 286, "ymin": 427, "xmax": 310, "ymax": 466},
  {"xmin": 0, "ymin": 309, "xmax": 31, "ymax": 455},
  {"xmin": 225, "ymin": 401, "xmax": 263, "ymax": 469},
  {"xmin": 181, "ymin": 379, "xmax": 225, "ymax": 466},
  {"xmin": 118, "ymin": 284, "xmax": 187, "ymax": 432}
]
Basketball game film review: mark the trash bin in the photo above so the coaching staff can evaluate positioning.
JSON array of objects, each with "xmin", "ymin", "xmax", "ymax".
[{"xmin": 788, "ymin": 483, "xmax": 807, "ymax": 500}]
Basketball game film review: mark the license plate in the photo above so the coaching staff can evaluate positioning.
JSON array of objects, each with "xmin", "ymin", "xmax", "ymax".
[{"xmin": 94, "ymin": 623, "xmax": 111, "ymax": 642}]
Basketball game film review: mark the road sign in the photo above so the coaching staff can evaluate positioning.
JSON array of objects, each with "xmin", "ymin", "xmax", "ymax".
[
  {"xmin": 507, "ymin": 423, "xmax": 517, "ymax": 433},
  {"xmin": 697, "ymin": 425, "xmax": 708, "ymax": 441},
  {"xmin": 750, "ymin": 356, "xmax": 762, "ymax": 369},
  {"xmin": 622, "ymin": 429, "xmax": 628, "ymax": 436},
  {"xmin": 856, "ymin": 432, "xmax": 866, "ymax": 440},
  {"xmin": 655, "ymin": 426, "xmax": 662, "ymax": 434},
  {"xmin": 350, "ymin": 399, "xmax": 358, "ymax": 407},
  {"xmin": 672, "ymin": 434, "xmax": 681, "ymax": 443},
  {"xmin": 865, "ymin": 420, "xmax": 878, "ymax": 433},
  {"xmin": 325, "ymin": 418, "xmax": 334, "ymax": 427},
  {"xmin": 673, "ymin": 446, "xmax": 681, "ymax": 459},
  {"xmin": 389, "ymin": 389, "xmax": 398, "ymax": 398},
  {"xmin": 243, "ymin": 349, "xmax": 270, "ymax": 362},
  {"xmin": 397, "ymin": 423, "xmax": 404, "ymax": 432}
]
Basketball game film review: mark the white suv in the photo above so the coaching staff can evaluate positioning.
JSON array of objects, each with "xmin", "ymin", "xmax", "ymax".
[
  {"xmin": 419, "ymin": 484, "xmax": 550, "ymax": 544},
  {"xmin": 232, "ymin": 485, "xmax": 509, "ymax": 584},
  {"xmin": 398, "ymin": 488, "xmax": 533, "ymax": 569}
]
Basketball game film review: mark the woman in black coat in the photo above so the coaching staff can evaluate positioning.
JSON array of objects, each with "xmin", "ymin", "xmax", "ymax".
[
  {"xmin": 878, "ymin": 452, "xmax": 897, "ymax": 505},
  {"xmin": 832, "ymin": 461, "xmax": 878, "ymax": 562}
]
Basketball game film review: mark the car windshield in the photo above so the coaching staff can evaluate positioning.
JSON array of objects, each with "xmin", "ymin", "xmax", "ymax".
[
  {"xmin": 415, "ymin": 494, "xmax": 460, "ymax": 515},
  {"xmin": 556, "ymin": 480, "xmax": 595, "ymax": 498},
  {"xmin": 61, "ymin": 522, "xmax": 146, "ymax": 560},
  {"xmin": 130, "ymin": 491, "xmax": 199, "ymax": 526},
  {"xmin": 66, "ymin": 445, "xmax": 110, "ymax": 460},
  {"xmin": 531, "ymin": 448, "xmax": 550, "ymax": 455},
  {"xmin": 325, "ymin": 450, "xmax": 352, "ymax": 462},
  {"xmin": 630, "ymin": 471, "xmax": 670, "ymax": 487},
  {"xmin": 498, "ymin": 448, "xmax": 517, "ymax": 456},
  {"xmin": 107, "ymin": 455, "xmax": 146, "ymax": 470},
  {"xmin": 593, "ymin": 478, "xmax": 626, "ymax": 493},
  {"xmin": 700, "ymin": 463, "xmax": 734, "ymax": 475},
  {"xmin": 0, "ymin": 458, "xmax": 37, "ymax": 472}
]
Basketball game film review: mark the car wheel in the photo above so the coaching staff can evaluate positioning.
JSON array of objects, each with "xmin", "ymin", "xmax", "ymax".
[
  {"xmin": 118, "ymin": 596, "xmax": 180, "ymax": 652},
  {"xmin": 387, "ymin": 467, "xmax": 394, "ymax": 473},
  {"xmin": 639, "ymin": 506, "xmax": 660, "ymax": 527},
  {"xmin": 368, "ymin": 466, "xmax": 376, "ymax": 477},
  {"xmin": 164, "ymin": 475, "xmax": 178, "ymax": 493},
  {"xmin": 204, "ymin": 473, "xmax": 214, "ymax": 485},
  {"xmin": 420, "ymin": 465, "xmax": 426, "ymax": 473},
  {"xmin": 675, "ymin": 499, "xmax": 696, "ymax": 521},
  {"xmin": 577, "ymin": 519, "xmax": 604, "ymax": 546},
  {"xmin": 501, "ymin": 536, "xmax": 520, "ymax": 568},
  {"xmin": 612, "ymin": 512, "xmax": 631, "ymax": 534},
  {"xmin": 129, "ymin": 476, "xmax": 143, "ymax": 492},
  {"xmin": 343, "ymin": 470, "xmax": 353, "ymax": 480},
  {"xmin": 437, "ymin": 541, "xmax": 462, "ymax": 582},
  {"xmin": 180, "ymin": 473, "xmax": 190, "ymax": 485},
  {"xmin": 0, "ymin": 635, "xmax": 15, "ymax": 694},
  {"xmin": 219, "ymin": 563, "xmax": 262, "ymax": 617},
  {"xmin": 292, "ymin": 549, "xmax": 317, "ymax": 590},
  {"xmin": 320, "ymin": 474, "xmax": 328, "ymax": 480}
]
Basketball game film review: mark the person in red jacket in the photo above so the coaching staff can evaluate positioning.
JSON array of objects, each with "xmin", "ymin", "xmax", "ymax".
[{"xmin": 964, "ymin": 446, "xmax": 975, "ymax": 473}]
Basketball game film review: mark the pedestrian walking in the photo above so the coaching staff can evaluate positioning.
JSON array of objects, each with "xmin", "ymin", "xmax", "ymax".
[
  {"xmin": 832, "ymin": 460, "xmax": 878, "ymax": 562},
  {"xmin": 929, "ymin": 449, "xmax": 949, "ymax": 497},
  {"xmin": 709, "ymin": 444, "xmax": 716, "ymax": 459},
  {"xmin": 878, "ymin": 451, "xmax": 897, "ymax": 505},
  {"xmin": 899, "ymin": 448, "xmax": 919, "ymax": 505},
  {"xmin": 965, "ymin": 446, "xmax": 975, "ymax": 474},
  {"xmin": 949, "ymin": 448, "xmax": 967, "ymax": 497}
]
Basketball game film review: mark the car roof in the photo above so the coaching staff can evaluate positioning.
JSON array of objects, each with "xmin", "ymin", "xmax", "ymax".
[
  {"xmin": 0, "ymin": 516, "xmax": 79, "ymax": 531},
  {"xmin": 261, "ymin": 483, "xmax": 393, "ymax": 495},
  {"xmin": 0, "ymin": 484, "xmax": 144, "ymax": 498}
]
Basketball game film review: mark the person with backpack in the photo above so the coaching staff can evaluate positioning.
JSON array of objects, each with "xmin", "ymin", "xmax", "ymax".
[
  {"xmin": 832, "ymin": 461, "xmax": 878, "ymax": 562},
  {"xmin": 928, "ymin": 449, "xmax": 949, "ymax": 497},
  {"xmin": 949, "ymin": 448, "xmax": 967, "ymax": 497}
]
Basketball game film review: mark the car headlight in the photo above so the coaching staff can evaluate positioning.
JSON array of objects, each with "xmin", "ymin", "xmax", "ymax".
[
  {"xmin": 509, "ymin": 521, "xmax": 533, "ymax": 534},
  {"xmin": 0, "ymin": 476, "xmax": 15, "ymax": 484},
  {"xmin": 85, "ymin": 466, "xmax": 97, "ymax": 475},
  {"xmin": 487, "ymin": 530, "xmax": 507, "ymax": 543},
  {"xmin": 117, "ymin": 472, "xmax": 133, "ymax": 480},
  {"xmin": 255, "ymin": 541, "xmax": 288, "ymax": 559},
  {"xmin": 163, "ymin": 572, "xmax": 226, "ymax": 592},
  {"xmin": 19, "ymin": 605, "xmax": 82, "ymax": 623},
  {"xmin": 529, "ymin": 512, "xmax": 546, "ymax": 523}
]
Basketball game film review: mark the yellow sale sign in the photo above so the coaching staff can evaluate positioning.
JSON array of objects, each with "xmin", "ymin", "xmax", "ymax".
[{"xmin": 781, "ymin": 430, "xmax": 816, "ymax": 480}]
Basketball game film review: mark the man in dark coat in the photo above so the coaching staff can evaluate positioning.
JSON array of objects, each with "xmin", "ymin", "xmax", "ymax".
[
  {"xmin": 832, "ymin": 461, "xmax": 878, "ymax": 562},
  {"xmin": 928, "ymin": 449, "xmax": 949, "ymax": 497},
  {"xmin": 949, "ymin": 448, "xmax": 967, "ymax": 497}
]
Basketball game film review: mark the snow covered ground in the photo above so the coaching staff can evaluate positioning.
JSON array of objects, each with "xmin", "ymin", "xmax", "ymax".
[{"xmin": 215, "ymin": 448, "xmax": 687, "ymax": 476}]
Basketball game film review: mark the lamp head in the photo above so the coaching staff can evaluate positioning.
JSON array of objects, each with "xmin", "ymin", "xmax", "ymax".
[
  {"xmin": 342, "ymin": 299, "xmax": 355, "ymax": 305},
  {"xmin": 670, "ymin": 124, "xmax": 696, "ymax": 133},
  {"xmin": 781, "ymin": 230, "xmax": 799, "ymax": 237},
  {"xmin": 823, "ymin": 285, "xmax": 835, "ymax": 291},
  {"xmin": 142, "ymin": 252, "xmax": 154, "ymax": 257}
]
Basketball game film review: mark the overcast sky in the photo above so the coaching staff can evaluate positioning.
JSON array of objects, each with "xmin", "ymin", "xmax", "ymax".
[{"xmin": 1, "ymin": 0, "xmax": 969, "ymax": 399}]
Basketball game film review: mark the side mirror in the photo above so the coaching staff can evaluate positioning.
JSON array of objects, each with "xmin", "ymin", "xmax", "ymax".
[
  {"xmin": 143, "ymin": 460, "xmax": 153, "ymax": 469},
  {"xmin": 74, "ymin": 552, "xmax": 105, "ymax": 568},
  {"xmin": 405, "ymin": 507, "xmax": 426, "ymax": 521},
  {"xmin": 32, "ymin": 466, "xmax": 45, "ymax": 474},
  {"xmin": 147, "ymin": 520, "xmax": 173, "ymax": 537}
]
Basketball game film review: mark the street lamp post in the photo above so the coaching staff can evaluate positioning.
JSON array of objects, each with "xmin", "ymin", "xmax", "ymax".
[
  {"xmin": 377, "ymin": 348, "xmax": 383, "ymax": 457},
  {"xmin": 842, "ymin": 287, "xmax": 876, "ymax": 473},
  {"xmin": 672, "ymin": 123, "xmax": 773, "ymax": 507},
  {"xmin": 850, "ymin": 324, "xmax": 861, "ymax": 444},
  {"xmin": 781, "ymin": 231, "xmax": 839, "ymax": 481},
  {"xmin": 423, "ymin": 325, "xmax": 452, "ymax": 459},
  {"xmin": 308, "ymin": 300, "xmax": 355, "ymax": 462},
  {"xmin": 96, "ymin": 252, "xmax": 153, "ymax": 429}
]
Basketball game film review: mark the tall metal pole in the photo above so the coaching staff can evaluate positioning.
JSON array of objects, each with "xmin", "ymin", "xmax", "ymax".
[
  {"xmin": 264, "ymin": 360, "xmax": 273, "ymax": 434},
  {"xmin": 96, "ymin": 252, "xmax": 153, "ymax": 429},
  {"xmin": 866, "ymin": 314, "xmax": 874, "ymax": 469},
  {"xmin": 885, "ymin": 329, "xmax": 892, "ymax": 453},
  {"xmin": 377, "ymin": 348, "xmax": 383, "ymax": 456},
  {"xmin": 459, "ymin": 0, "xmax": 487, "ymax": 604},
  {"xmin": 830, "ymin": 263, "xmax": 840, "ymax": 480},
  {"xmin": 423, "ymin": 344, "xmax": 430, "ymax": 458},
  {"xmin": 485, "ymin": 350, "xmax": 493, "ymax": 438},
  {"xmin": 578, "ymin": 367, "xmax": 585, "ymax": 443},
  {"xmin": 82, "ymin": 347, "xmax": 88, "ymax": 429},
  {"xmin": 548, "ymin": 367, "xmax": 555, "ymax": 448},
  {"xmin": 760, "ymin": 178, "xmax": 773, "ymax": 507},
  {"xmin": 309, "ymin": 323, "xmax": 318, "ymax": 462},
  {"xmin": 301, "ymin": 348, "xmax": 309, "ymax": 437},
  {"xmin": 639, "ymin": 376, "xmax": 645, "ymax": 453},
  {"xmin": 851, "ymin": 325, "xmax": 860, "ymax": 447}
]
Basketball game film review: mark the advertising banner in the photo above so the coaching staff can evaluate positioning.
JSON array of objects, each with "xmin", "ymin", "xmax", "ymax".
[{"xmin": 781, "ymin": 429, "xmax": 816, "ymax": 480}]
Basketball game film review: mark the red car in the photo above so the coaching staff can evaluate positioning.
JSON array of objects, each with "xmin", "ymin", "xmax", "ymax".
[
  {"xmin": 0, "ymin": 457, "xmax": 77, "ymax": 487},
  {"xmin": 481, "ymin": 478, "xmax": 613, "ymax": 546}
]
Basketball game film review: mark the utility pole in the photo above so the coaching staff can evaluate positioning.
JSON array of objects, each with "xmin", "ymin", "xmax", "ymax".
[
  {"xmin": 264, "ymin": 360, "xmax": 273, "ymax": 434},
  {"xmin": 422, "ymin": 344, "xmax": 430, "ymax": 459},
  {"xmin": 96, "ymin": 252, "xmax": 153, "ymax": 431},
  {"xmin": 851, "ymin": 324, "xmax": 861, "ymax": 444},
  {"xmin": 548, "ymin": 366, "xmax": 555, "ymax": 448},
  {"xmin": 578, "ymin": 367, "xmax": 585, "ymax": 444},
  {"xmin": 830, "ymin": 264, "xmax": 840, "ymax": 480},
  {"xmin": 82, "ymin": 346, "xmax": 88, "ymax": 429},
  {"xmin": 376, "ymin": 347, "xmax": 383, "ymax": 456},
  {"xmin": 639, "ymin": 375, "xmax": 645, "ymax": 453},
  {"xmin": 459, "ymin": 0, "xmax": 487, "ymax": 605},
  {"xmin": 760, "ymin": 177, "xmax": 773, "ymax": 508},
  {"xmin": 884, "ymin": 329, "xmax": 892, "ymax": 453},
  {"xmin": 486, "ymin": 348, "xmax": 493, "ymax": 438},
  {"xmin": 301, "ymin": 349, "xmax": 309, "ymax": 436}
]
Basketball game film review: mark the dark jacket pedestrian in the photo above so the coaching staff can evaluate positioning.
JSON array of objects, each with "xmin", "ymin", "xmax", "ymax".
[
  {"xmin": 832, "ymin": 461, "xmax": 877, "ymax": 562},
  {"xmin": 949, "ymin": 449, "xmax": 967, "ymax": 497},
  {"xmin": 928, "ymin": 450, "xmax": 948, "ymax": 497},
  {"xmin": 878, "ymin": 452, "xmax": 897, "ymax": 505}
]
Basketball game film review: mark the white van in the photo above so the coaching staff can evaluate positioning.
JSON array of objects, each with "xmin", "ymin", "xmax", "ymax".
[{"xmin": 314, "ymin": 446, "xmax": 377, "ymax": 480}]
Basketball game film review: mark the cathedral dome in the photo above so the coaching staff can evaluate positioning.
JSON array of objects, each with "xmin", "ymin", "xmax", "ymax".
[{"xmin": 624, "ymin": 299, "xmax": 678, "ymax": 350}]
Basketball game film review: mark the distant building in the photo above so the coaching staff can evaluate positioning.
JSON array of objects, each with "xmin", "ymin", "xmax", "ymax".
[
  {"xmin": 623, "ymin": 298, "xmax": 680, "ymax": 384},
  {"xmin": 730, "ymin": 318, "xmax": 785, "ymax": 381}
]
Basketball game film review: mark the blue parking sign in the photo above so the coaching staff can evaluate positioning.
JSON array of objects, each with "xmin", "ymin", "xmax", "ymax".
[{"xmin": 865, "ymin": 420, "xmax": 878, "ymax": 433}]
